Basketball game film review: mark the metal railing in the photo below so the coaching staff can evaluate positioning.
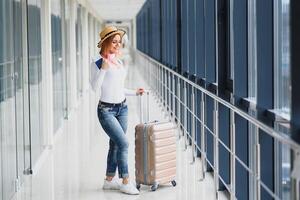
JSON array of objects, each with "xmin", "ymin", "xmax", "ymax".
[{"xmin": 134, "ymin": 50, "xmax": 300, "ymax": 200}]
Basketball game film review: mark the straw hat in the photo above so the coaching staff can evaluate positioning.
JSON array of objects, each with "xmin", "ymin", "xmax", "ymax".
[{"xmin": 97, "ymin": 26, "xmax": 126, "ymax": 48}]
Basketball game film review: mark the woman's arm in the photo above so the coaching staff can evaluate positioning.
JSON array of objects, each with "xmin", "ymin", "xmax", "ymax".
[
  {"xmin": 124, "ymin": 88, "xmax": 137, "ymax": 96},
  {"xmin": 124, "ymin": 88, "xmax": 145, "ymax": 96},
  {"xmin": 90, "ymin": 58, "xmax": 107, "ymax": 92}
]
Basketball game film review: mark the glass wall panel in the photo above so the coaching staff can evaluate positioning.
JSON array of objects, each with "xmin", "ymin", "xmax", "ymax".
[
  {"xmin": 248, "ymin": 0, "xmax": 257, "ymax": 101},
  {"xmin": 204, "ymin": 0, "xmax": 216, "ymax": 83},
  {"xmin": 94, "ymin": 18, "xmax": 98, "ymax": 55},
  {"xmin": 275, "ymin": 0, "xmax": 291, "ymax": 199},
  {"xmin": 76, "ymin": 5, "xmax": 83, "ymax": 97},
  {"xmin": 0, "ymin": 0, "xmax": 17, "ymax": 199},
  {"xmin": 51, "ymin": 0, "xmax": 64, "ymax": 132},
  {"xmin": 278, "ymin": 139, "xmax": 291, "ymax": 199},
  {"xmin": 27, "ymin": 0, "xmax": 44, "ymax": 165},
  {"xmin": 247, "ymin": 1, "xmax": 258, "ymax": 198},
  {"xmin": 13, "ymin": 0, "xmax": 26, "ymax": 185},
  {"xmin": 63, "ymin": 0, "xmax": 70, "ymax": 118},
  {"xmin": 275, "ymin": 0, "xmax": 291, "ymax": 119},
  {"xmin": 88, "ymin": 14, "xmax": 92, "ymax": 62}
]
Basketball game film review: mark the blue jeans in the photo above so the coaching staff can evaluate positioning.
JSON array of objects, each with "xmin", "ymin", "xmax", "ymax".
[{"xmin": 97, "ymin": 102, "xmax": 129, "ymax": 178}]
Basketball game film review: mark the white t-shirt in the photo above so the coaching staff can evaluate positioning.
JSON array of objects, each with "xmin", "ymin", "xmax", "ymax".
[{"xmin": 90, "ymin": 54, "xmax": 136, "ymax": 103}]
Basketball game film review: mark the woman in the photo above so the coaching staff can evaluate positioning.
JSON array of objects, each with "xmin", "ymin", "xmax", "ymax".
[{"xmin": 90, "ymin": 26, "xmax": 143, "ymax": 195}]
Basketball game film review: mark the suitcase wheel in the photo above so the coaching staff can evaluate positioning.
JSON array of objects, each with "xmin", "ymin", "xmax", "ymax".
[
  {"xmin": 151, "ymin": 184, "xmax": 158, "ymax": 191},
  {"xmin": 136, "ymin": 183, "xmax": 141, "ymax": 190},
  {"xmin": 171, "ymin": 180, "xmax": 176, "ymax": 187}
]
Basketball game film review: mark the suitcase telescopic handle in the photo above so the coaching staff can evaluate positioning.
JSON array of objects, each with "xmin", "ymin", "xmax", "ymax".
[{"xmin": 139, "ymin": 90, "xmax": 150, "ymax": 123}]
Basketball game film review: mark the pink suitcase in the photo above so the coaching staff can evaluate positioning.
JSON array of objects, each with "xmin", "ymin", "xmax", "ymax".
[{"xmin": 135, "ymin": 93, "xmax": 177, "ymax": 191}]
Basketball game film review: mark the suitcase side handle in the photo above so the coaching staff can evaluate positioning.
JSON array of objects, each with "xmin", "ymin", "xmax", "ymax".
[{"xmin": 139, "ymin": 90, "xmax": 150, "ymax": 123}]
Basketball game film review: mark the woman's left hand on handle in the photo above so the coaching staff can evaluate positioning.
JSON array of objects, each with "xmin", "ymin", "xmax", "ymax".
[{"xmin": 136, "ymin": 88, "xmax": 145, "ymax": 96}]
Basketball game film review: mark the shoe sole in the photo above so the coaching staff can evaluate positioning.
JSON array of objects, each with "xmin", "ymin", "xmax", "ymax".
[{"xmin": 103, "ymin": 187, "xmax": 120, "ymax": 190}]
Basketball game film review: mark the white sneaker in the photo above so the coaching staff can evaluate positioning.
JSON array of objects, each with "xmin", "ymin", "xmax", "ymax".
[
  {"xmin": 120, "ymin": 182, "xmax": 140, "ymax": 195},
  {"xmin": 103, "ymin": 179, "xmax": 120, "ymax": 190}
]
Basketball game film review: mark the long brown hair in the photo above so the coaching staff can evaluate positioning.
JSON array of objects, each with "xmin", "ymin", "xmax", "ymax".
[{"xmin": 99, "ymin": 33, "xmax": 122, "ymax": 56}]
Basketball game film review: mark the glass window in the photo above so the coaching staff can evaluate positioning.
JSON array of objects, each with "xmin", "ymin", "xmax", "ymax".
[
  {"xmin": 51, "ymin": 0, "xmax": 64, "ymax": 132},
  {"xmin": 1, "ymin": 0, "xmax": 28, "ymax": 198},
  {"xmin": 76, "ymin": 5, "xmax": 83, "ymax": 97},
  {"xmin": 59, "ymin": 0, "xmax": 72, "ymax": 117},
  {"xmin": 274, "ymin": 1, "xmax": 291, "ymax": 199},
  {"xmin": 248, "ymin": 0, "xmax": 257, "ymax": 102},
  {"xmin": 274, "ymin": 0, "xmax": 291, "ymax": 119},
  {"xmin": 0, "ymin": 1, "xmax": 17, "ymax": 199},
  {"xmin": 247, "ymin": 1, "xmax": 258, "ymax": 199},
  {"xmin": 94, "ymin": 18, "xmax": 98, "ymax": 55},
  {"xmin": 13, "ymin": 0, "xmax": 27, "ymax": 182},
  {"xmin": 88, "ymin": 15, "xmax": 95, "ymax": 62},
  {"xmin": 27, "ymin": 0, "xmax": 44, "ymax": 165},
  {"xmin": 63, "ymin": 0, "xmax": 71, "ymax": 117},
  {"xmin": 88, "ymin": 14, "xmax": 93, "ymax": 84}
]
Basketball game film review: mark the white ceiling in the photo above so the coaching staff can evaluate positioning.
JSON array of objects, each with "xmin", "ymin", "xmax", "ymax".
[{"xmin": 89, "ymin": 0, "xmax": 146, "ymax": 21}]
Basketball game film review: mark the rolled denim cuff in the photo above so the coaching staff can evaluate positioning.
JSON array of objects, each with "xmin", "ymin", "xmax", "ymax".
[
  {"xmin": 106, "ymin": 172, "xmax": 116, "ymax": 177},
  {"xmin": 119, "ymin": 173, "xmax": 129, "ymax": 179}
]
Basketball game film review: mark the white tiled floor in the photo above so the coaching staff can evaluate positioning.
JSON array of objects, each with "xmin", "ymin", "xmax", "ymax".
[{"xmin": 12, "ymin": 66, "xmax": 228, "ymax": 200}]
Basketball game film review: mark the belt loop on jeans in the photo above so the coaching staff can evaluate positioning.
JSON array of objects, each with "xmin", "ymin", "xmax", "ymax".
[{"xmin": 99, "ymin": 98, "xmax": 126, "ymax": 107}]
